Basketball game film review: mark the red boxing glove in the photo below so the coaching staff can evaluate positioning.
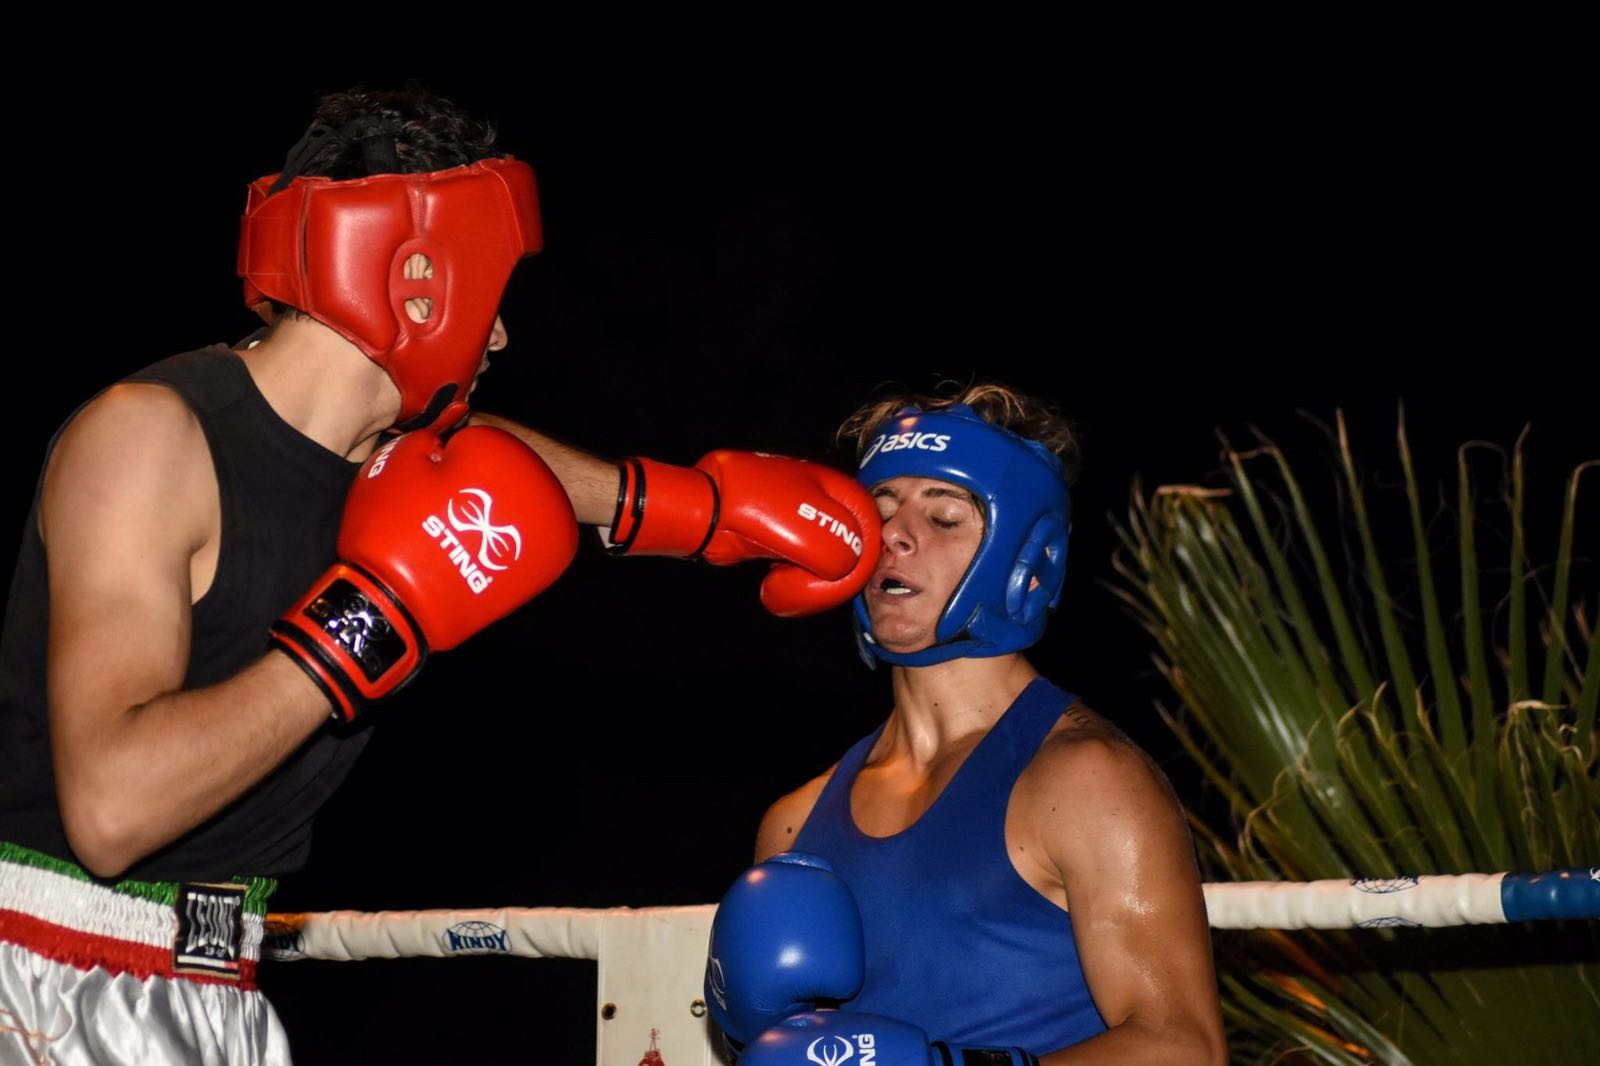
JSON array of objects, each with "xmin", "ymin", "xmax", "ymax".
[
  {"xmin": 607, "ymin": 452, "xmax": 881, "ymax": 617},
  {"xmin": 272, "ymin": 427, "xmax": 578, "ymax": 721}
]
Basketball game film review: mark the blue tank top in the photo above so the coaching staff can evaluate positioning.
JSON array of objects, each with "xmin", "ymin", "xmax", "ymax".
[{"xmin": 793, "ymin": 677, "xmax": 1107, "ymax": 1053}]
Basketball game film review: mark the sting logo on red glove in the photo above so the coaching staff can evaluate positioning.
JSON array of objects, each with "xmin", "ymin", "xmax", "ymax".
[
  {"xmin": 366, "ymin": 437, "xmax": 401, "ymax": 478},
  {"xmin": 445, "ymin": 488, "xmax": 524, "ymax": 571},
  {"xmin": 272, "ymin": 426, "xmax": 578, "ymax": 722},
  {"xmin": 796, "ymin": 502, "xmax": 864, "ymax": 556},
  {"xmin": 420, "ymin": 489, "xmax": 523, "ymax": 594}
]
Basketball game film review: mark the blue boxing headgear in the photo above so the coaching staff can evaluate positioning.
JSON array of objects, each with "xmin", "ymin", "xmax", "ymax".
[{"xmin": 853, "ymin": 404, "xmax": 1071, "ymax": 667}]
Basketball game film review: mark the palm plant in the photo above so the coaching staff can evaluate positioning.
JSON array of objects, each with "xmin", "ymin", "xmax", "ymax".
[{"xmin": 1111, "ymin": 407, "xmax": 1598, "ymax": 1064}]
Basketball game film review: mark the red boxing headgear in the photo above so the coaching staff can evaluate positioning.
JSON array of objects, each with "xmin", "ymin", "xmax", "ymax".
[{"xmin": 238, "ymin": 157, "xmax": 542, "ymax": 431}]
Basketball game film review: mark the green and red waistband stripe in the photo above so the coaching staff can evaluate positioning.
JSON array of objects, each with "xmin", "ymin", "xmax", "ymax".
[{"xmin": 0, "ymin": 841, "xmax": 275, "ymax": 989}]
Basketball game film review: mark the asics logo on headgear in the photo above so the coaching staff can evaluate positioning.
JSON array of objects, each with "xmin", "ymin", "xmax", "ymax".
[
  {"xmin": 808, "ymin": 1036, "xmax": 855, "ymax": 1066},
  {"xmin": 860, "ymin": 431, "xmax": 952, "ymax": 468},
  {"xmin": 447, "ymin": 488, "xmax": 523, "ymax": 572}
]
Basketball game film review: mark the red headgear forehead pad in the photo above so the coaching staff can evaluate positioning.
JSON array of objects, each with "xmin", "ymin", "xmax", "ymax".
[{"xmin": 237, "ymin": 157, "xmax": 542, "ymax": 430}]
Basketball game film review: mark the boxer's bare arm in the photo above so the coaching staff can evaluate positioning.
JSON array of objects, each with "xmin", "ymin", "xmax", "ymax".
[
  {"xmin": 1021, "ymin": 730, "xmax": 1227, "ymax": 1066},
  {"xmin": 754, "ymin": 768, "xmax": 835, "ymax": 863},
  {"xmin": 42, "ymin": 384, "xmax": 332, "ymax": 879},
  {"xmin": 469, "ymin": 412, "xmax": 620, "ymax": 526}
]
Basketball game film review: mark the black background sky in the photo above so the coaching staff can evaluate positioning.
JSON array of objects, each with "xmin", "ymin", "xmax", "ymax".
[{"xmin": 6, "ymin": 43, "xmax": 1591, "ymax": 1064}]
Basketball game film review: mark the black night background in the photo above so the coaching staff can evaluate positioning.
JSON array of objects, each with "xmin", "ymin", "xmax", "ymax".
[{"xmin": 6, "ymin": 47, "xmax": 1589, "ymax": 1064}]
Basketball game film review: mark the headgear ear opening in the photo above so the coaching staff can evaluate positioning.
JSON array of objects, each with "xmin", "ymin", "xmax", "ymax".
[
  {"xmin": 1010, "ymin": 511, "xmax": 1069, "ymax": 627},
  {"xmin": 852, "ymin": 404, "xmax": 1071, "ymax": 667}
]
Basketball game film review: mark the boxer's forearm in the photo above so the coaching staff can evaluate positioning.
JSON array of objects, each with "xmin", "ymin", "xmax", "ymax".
[
  {"xmin": 54, "ymin": 651, "xmax": 332, "ymax": 879},
  {"xmin": 468, "ymin": 413, "xmax": 620, "ymax": 526},
  {"xmin": 1041, "ymin": 1014, "xmax": 1226, "ymax": 1066}
]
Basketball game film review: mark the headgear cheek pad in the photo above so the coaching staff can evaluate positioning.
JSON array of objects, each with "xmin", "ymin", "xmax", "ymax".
[
  {"xmin": 853, "ymin": 404, "xmax": 1071, "ymax": 667},
  {"xmin": 237, "ymin": 157, "xmax": 542, "ymax": 432}
]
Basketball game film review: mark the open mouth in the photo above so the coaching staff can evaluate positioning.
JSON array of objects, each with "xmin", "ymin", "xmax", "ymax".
[{"xmin": 878, "ymin": 575, "xmax": 919, "ymax": 597}]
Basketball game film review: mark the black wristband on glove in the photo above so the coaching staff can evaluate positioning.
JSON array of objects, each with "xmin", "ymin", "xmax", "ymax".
[{"xmin": 931, "ymin": 1044, "xmax": 1040, "ymax": 1066}]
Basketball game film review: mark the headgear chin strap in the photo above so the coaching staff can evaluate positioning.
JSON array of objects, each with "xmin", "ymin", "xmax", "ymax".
[
  {"xmin": 238, "ymin": 155, "xmax": 542, "ymax": 432},
  {"xmin": 853, "ymin": 404, "xmax": 1071, "ymax": 667}
]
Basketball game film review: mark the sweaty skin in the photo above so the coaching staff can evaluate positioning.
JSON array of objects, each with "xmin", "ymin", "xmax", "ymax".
[{"xmin": 755, "ymin": 475, "xmax": 1226, "ymax": 1066}]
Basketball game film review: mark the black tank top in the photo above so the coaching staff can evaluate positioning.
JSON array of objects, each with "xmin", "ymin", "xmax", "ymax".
[{"xmin": 0, "ymin": 346, "xmax": 369, "ymax": 880}]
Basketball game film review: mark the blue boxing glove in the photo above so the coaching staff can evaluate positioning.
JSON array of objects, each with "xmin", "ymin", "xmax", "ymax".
[
  {"xmin": 705, "ymin": 853, "xmax": 865, "ymax": 1053},
  {"xmin": 740, "ymin": 1011, "xmax": 1040, "ymax": 1066},
  {"xmin": 740, "ymin": 1011, "xmax": 932, "ymax": 1066}
]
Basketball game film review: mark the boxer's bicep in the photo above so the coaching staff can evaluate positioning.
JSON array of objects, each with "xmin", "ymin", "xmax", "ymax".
[
  {"xmin": 1040, "ymin": 739, "xmax": 1222, "ymax": 1050},
  {"xmin": 41, "ymin": 386, "xmax": 210, "ymax": 855}
]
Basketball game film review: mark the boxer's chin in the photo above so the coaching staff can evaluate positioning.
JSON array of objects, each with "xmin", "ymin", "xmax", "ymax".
[{"xmin": 865, "ymin": 608, "xmax": 936, "ymax": 656}]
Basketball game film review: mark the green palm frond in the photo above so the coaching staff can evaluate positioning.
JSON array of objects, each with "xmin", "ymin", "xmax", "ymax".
[{"xmin": 1112, "ymin": 408, "xmax": 1598, "ymax": 1064}]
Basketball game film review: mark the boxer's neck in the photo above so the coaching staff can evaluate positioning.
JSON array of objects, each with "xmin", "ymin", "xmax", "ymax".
[
  {"xmin": 882, "ymin": 654, "xmax": 1038, "ymax": 767},
  {"xmin": 234, "ymin": 316, "xmax": 401, "ymax": 462}
]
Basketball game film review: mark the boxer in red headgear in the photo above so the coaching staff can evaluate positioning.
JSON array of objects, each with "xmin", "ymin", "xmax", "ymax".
[
  {"xmin": 238, "ymin": 138, "xmax": 541, "ymax": 434},
  {"xmin": 0, "ymin": 87, "xmax": 875, "ymax": 1065}
]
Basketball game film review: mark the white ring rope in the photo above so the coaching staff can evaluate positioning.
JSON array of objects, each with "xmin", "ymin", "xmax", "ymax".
[
  {"xmin": 265, "ymin": 904, "xmax": 608, "ymax": 963},
  {"xmin": 264, "ymin": 868, "xmax": 1600, "ymax": 964},
  {"xmin": 260, "ymin": 872, "xmax": 1596, "ymax": 1066}
]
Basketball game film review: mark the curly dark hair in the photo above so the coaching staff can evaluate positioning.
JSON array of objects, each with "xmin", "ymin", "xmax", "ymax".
[
  {"xmin": 275, "ymin": 85, "xmax": 500, "ymax": 184},
  {"xmin": 260, "ymin": 85, "xmax": 503, "ymax": 324},
  {"xmin": 837, "ymin": 382, "xmax": 1082, "ymax": 485}
]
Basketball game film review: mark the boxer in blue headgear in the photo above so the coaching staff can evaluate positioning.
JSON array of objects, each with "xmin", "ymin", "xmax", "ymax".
[
  {"xmin": 852, "ymin": 403, "xmax": 1071, "ymax": 666},
  {"xmin": 715, "ymin": 385, "xmax": 1227, "ymax": 1065}
]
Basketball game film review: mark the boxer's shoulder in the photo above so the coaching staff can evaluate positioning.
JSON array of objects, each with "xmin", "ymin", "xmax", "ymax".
[
  {"xmin": 1017, "ymin": 702, "xmax": 1181, "ymax": 833},
  {"xmin": 48, "ymin": 381, "xmax": 209, "ymax": 485},
  {"xmin": 1044, "ymin": 698, "xmax": 1129, "ymax": 744},
  {"xmin": 754, "ymin": 762, "xmax": 839, "ymax": 862},
  {"xmin": 42, "ymin": 382, "xmax": 218, "ymax": 560},
  {"xmin": 1004, "ymin": 709, "xmax": 1188, "ymax": 909}
]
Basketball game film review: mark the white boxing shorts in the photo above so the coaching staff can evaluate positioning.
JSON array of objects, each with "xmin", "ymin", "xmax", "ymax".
[{"xmin": 0, "ymin": 842, "xmax": 289, "ymax": 1065}]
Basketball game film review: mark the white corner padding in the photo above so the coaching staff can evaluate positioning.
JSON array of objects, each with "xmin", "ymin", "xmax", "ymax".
[{"xmin": 596, "ymin": 905, "xmax": 718, "ymax": 1066}]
